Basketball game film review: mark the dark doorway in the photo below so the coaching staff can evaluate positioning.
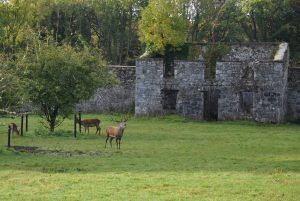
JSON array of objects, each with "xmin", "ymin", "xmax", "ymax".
[
  {"xmin": 203, "ymin": 90, "xmax": 219, "ymax": 120},
  {"xmin": 240, "ymin": 91, "xmax": 253, "ymax": 114},
  {"xmin": 162, "ymin": 89, "xmax": 179, "ymax": 110}
]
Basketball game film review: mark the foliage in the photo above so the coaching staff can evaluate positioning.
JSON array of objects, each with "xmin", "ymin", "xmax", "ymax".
[
  {"xmin": 138, "ymin": 0, "xmax": 189, "ymax": 55},
  {"xmin": 0, "ymin": 54, "xmax": 25, "ymax": 111},
  {"xmin": 90, "ymin": 0, "xmax": 148, "ymax": 65},
  {"xmin": 0, "ymin": 114, "xmax": 299, "ymax": 200},
  {"xmin": 21, "ymin": 43, "xmax": 114, "ymax": 131},
  {"xmin": 202, "ymin": 43, "xmax": 230, "ymax": 80},
  {"xmin": 1, "ymin": 0, "xmax": 299, "ymax": 64},
  {"xmin": 187, "ymin": 0, "xmax": 246, "ymax": 43},
  {"xmin": 239, "ymin": 0, "xmax": 292, "ymax": 42},
  {"xmin": 238, "ymin": 0, "xmax": 300, "ymax": 63},
  {"xmin": 0, "ymin": 0, "xmax": 40, "ymax": 54}
]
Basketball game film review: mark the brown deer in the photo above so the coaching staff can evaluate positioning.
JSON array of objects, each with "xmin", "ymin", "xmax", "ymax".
[
  {"xmin": 105, "ymin": 117, "xmax": 128, "ymax": 149},
  {"xmin": 10, "ymin": 123, "xmax": 20, "ymax": 135},
  {"xmin": 76, "ymin": 117, "xmax": 101, "ymax": 135}
]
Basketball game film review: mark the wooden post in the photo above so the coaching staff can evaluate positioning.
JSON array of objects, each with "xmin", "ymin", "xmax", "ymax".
[
  {"xmin": 79, "ymin": 111, "xmax": 82, "ymax": 133},
  {"xmin": 21, "ymin": 114, "xmax": 24, "ymax": 136},
  {"xmin": 74, "ymin": 114, "xmax": 77, "ymax": 138},
  {"xmin": 25, "ymin": 114, "xmax": 28, "ymax": 132},
  {"xmin": 8, "ymin": 125, "xmax": 11, "ymax": 147}
]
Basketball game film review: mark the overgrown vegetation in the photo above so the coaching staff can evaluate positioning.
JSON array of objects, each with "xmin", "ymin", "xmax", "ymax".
[
  {"xmin": 0, "ymin": 114, "xmax": 299, "ymax": 200},
  {"xmin": 202, "ymin": 44, "xmax": 230, "ymax": 80}
]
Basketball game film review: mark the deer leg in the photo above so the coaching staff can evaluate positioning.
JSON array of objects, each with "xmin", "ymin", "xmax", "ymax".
[
  {"xmin": 109, "ymin": 137, "xmax": 113, "ymax": 148},
  {"xmin": 105, "ymin": 137, "xmax": 109, "ymax": 148},
  {"xmin": 116, "ymin": 138, "xmax": 121, "ymax": 149},
  {"xmin": 116, "ymin": 138, "xmax": 119, "ymax": 149}
]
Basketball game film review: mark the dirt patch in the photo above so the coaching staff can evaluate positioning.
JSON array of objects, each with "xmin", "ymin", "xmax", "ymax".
[{"xmin": 11, "ymin": 146, "xmax": 102, "ymax": 157}]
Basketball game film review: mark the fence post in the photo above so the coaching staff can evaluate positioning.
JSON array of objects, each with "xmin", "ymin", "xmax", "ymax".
[
  {"xmin": 26, "ymin": 114, "xmax": 29, "ymax": 132},
  {"xmin": 8, "ymin": 125, "xmax": 11, "ymax": 147},
  {"xmin": 74, "ymin": 114, "xmax": 77, "ymax": 138},
  {"xmin": 21, "ymin": 114, "xmax": 24, "ymax": 136},
  {"xmin": 79, "ymin": 111, "xmax": 82, "ymax": 133}
]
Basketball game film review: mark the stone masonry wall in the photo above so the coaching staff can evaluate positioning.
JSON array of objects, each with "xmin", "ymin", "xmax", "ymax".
[
  {"xmin": 175, "ymin": 61, "xmax": 205, "ymax": 119},
  {"xmin": 135, "ymin": 59, "xmax": 164, "ymax": 116},
  {"xmin": 287, "ymin": 68, "xmax": 300, "ymax": 122},
  {"xmin": 221, "ymin": 43, "xmax": 278, "ymax": 61},
  {"xmin": 77, "ymin": 66, "xmax": 135, "ymax": 113},
  {"xmin": 135, "ymin": 43, "xmax": 292, "ymax": 123},
  {"xmin": 216, "ymin": 61, "xmax": 288, "ymax": 122}
]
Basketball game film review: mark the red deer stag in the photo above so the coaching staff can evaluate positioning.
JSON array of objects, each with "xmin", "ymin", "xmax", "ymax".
[
  {"xmin": 10, "ymin": 123, "xmax": 20, "ymax": 135},
  {"xmin": 105, "ymin": 116, "xmax": 128, "ymax": 149},
  {"xmin": 76, "ymin": 117, "xmax": 101, "ymax": 135}
]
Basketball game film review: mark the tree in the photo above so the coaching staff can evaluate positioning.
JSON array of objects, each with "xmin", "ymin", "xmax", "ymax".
[
  {"xmin": 138, "ymin": 0, "xmax": 189, "ymax": 55},
  {"xmin": 0, "ymin": 54, "xmax": 25, "ymax": 111},
  {"xmin": 0, "ymin": 0, "xmax": 39, "ymax": 54},
  {"xmin": 90, "ymin": 0, "xmax": 148, "ymax": 65},
  {"xmin": 238, "ymin": 0, "xmax": 300, "ymax": 63},
  {"xmin": 22, "ymin": 43, "xmax": 114, "ymax": 132}
]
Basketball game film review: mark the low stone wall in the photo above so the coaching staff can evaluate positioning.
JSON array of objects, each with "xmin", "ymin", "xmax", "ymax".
[{"xmin": 77, "ymin": 66, "xmax": 135, "ymax": 113}]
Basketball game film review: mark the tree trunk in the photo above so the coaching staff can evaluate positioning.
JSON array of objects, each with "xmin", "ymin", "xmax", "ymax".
[
  {"xmin": 49, "ymin": 118, "xmax": 56, "ymax": 132},
  {"xmin": 49, "ymin": 106, "xmax": 59, "ymax": 132},
  {"xmin": 42, "ymin": 104, "xmax": 59, "ymax": 132}
]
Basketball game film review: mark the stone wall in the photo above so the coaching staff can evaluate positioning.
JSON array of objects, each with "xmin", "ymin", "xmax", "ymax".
[
  {"xmin": 287, "ymin": 68, "xmax": 300, "ymax": 122},
  {"xmin": 221, "ymin": 43, "xmax": 278, "ymax": 61},
  {"xmin": 135, "ymin": 43, "xmax": 292, "ymax": 123},
  {"xmin": 76, "ymin": 43, "xmax": 295, "ymax": 123},
  {"xmin": 215, "ymin": 60, "xmax": 288, "ymax": 122},
  {"xmin": 135, "ymin": 59, "xmax": 164, "ymax": 116},
  {"xmin": 175, "ymin": 61, "xmax": 205, "ymax": 119},
  {"xmin": 77, "ymin": 66, "xmax": 135, "ymax": 113}
]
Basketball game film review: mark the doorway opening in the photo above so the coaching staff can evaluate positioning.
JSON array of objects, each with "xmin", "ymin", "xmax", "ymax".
[
  {"xmin": 162, "ymin": 89, "xmax": 179, "ymax": 110},
  {"xmin": 203, "ymin": 90, "xmax": 219, "ymax": 121}
]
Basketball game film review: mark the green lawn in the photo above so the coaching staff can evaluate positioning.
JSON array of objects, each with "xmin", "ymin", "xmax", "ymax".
[{"xmin": 0, "ymin": 114, "xmax": 299, "ymax": 201}]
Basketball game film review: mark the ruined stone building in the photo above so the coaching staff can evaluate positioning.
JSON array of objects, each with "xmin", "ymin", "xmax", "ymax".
[
  {"xmin": 78, "ymin": 43, "xmax": 299, "ymax": 123},
  {"xmin": 135, "ymin": 43, "xmax": 300, "ymax": 123}
]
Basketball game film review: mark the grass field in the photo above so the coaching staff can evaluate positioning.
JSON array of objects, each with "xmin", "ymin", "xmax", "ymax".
[{"xmin": 0, "ymin": 114, "xmax": 299, "ymax": 201}]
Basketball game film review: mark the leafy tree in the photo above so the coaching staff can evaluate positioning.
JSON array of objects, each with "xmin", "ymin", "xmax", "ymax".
[
  {"xmin": 90, "ymin": 0, "xmax": 147, "ymax": 65},
  {"xmin": 238, "ymin": 0, "xmax": 300, "ymax": 63},
  {"xmin": 0, "ymin": 0, "xmax": 39, "ymax": 54},
  {"xmin": 185, "ymin": 0, "xmax": 246, "ymax": 43},
  {"xmin": 0, "ymin": 54, "xmax": 25, "ymax": 111},
  {"xmin": 138, "ymin": 0, "xmax": 189, "ymax": 55},
  {"xmin": 21, "ymin": 43, "xmax": 114, "ymax": 131},
  {"xmin": 239, "ymin": 0, "xmax": 291, "ymax": 42},
  {"xmin": 40, "ymin": 1, "xmax": 93, "ymax": 46}
]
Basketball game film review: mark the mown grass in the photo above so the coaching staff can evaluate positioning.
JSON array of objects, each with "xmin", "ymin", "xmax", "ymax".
[{"xmin": 0, "ymin": 114, "xmax": 299, "ymax": 201}]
